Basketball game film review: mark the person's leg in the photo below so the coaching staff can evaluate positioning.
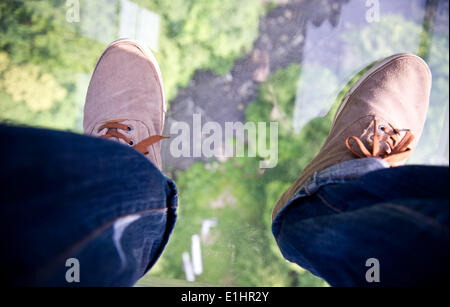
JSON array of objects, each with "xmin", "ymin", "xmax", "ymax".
[
  {"xmin": 272, "ymin": 54, "xmax": 448, "ymax": 286},
  {"xmin": 0, "ymin": 124, "xmax": 177, "ymax": 286},
  {"xmin": 272, "ymin": 160, "xmax": 448, "ymax": 286},
  {"xmin": 0, "ymin": 39, "xmax": 174, "ymax": 286}
]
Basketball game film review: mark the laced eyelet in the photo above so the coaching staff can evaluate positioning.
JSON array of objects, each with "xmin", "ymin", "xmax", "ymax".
[
  {"xmin": 127, "ymin": 125, "xmax": 133, "ymax": 131},
  {"xmin": 379, "ymin": 126, "xmax": 385, "ymax": 131},
  {"xmin": 129, "ymin": 140, "xmax": 135, "ymax": 146}
]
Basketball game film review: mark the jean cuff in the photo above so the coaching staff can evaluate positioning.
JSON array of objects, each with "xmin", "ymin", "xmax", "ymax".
[
  {"xmin": 304, "ymin": 157, "xmax": 389, "ymax": 195},
  {"xmin": 273, "ymin": 158, "xmax": 389, "ymax": 223}
]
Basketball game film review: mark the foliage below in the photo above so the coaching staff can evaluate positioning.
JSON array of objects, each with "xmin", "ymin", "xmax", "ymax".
[
  {"xmin": 134, "ymin": 0, "xmax": 264, "ymax": 101},
  {"xmin": 146, "ymin": 64, "xmax": 337, "ymax": 287},
  {"xmin": 0, "ymin": 0, "xmax": 104, "ymax": 130},
  {"xmin": 0, "ymin": 0, "xmax": 103, "ymax": 72},
  {"xmin": 0, "ymin": 0, "xmax": 264, "ymax": 130},
  {"xmin": 146, "ymin": 60, "xmax": 376, "ymax": 286},
  {"xmin": 2, "ymin": 59, "xmax": 67, "ymax": 111}
]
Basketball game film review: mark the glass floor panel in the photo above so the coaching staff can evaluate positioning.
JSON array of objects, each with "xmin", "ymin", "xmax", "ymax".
[{"xmin": 0, "ymin": 0, "xmax": 448, "ymax": 287}]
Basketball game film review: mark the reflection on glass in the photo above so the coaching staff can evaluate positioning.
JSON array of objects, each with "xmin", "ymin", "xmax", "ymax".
[
  {"xmin": 293, "ymin": 0, "xmax": 449, "ymax": 165},
  {"xmin": 119, "ymin": 0, "xmax": 161, "ymax": 51}
]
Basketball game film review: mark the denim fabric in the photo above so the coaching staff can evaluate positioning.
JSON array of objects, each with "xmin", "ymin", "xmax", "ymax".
[
  {"xmin": 0, "ymin": 125, "xmax": 178, "ymax": 286},
  {"xmin": 272, "ymin": 158, "xmax": 449, "ymax": 287}
]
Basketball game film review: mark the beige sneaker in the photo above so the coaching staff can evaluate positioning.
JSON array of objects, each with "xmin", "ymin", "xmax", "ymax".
[
  {"xmin": 84, "ymin": 39, "xmax": 167, "ymax": 170},
  {"xmin": 272, "ymin": 54, "xmax": 432, "ymax": 220}
]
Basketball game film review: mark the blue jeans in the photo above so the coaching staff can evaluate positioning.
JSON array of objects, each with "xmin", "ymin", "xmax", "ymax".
[
  {"xmin": 272, "ymin": 158, "xmax": 449, "ymax": 287},
  {"xmin": 1, "ymin": 125, "xmax": 448, "ymax": 287},
  {"xmin": 0, "ymin": 125, "xmax": 178, "ymax": 286}
]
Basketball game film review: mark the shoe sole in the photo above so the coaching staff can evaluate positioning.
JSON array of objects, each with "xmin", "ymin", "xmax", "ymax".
[
  {"xmin": 272, "ymin": 53, "xmax": 429, "ymax": 221},
  {"xmin": 95, "ymin": 38, "xmax": 167, "ymax": 128}
]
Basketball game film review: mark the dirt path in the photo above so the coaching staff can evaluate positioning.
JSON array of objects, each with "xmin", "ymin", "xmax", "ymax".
[{"xmin": 162, "ymin": 0, "xmax": 350, "ymax": 173}]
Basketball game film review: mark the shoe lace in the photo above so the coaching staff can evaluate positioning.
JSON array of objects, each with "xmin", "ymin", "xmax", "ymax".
[
  {"xmin": 99, "ymin": 120, "xmax": 169, "ymax": 155},
  {"xmin": 345, "ymin": 119, "xmax": 415, "ymax": 166}
]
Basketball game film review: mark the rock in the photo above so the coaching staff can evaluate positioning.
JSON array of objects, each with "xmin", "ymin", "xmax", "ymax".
[
  {"xmin": 238, "ymin": 80, "xmax": 254, "ymax": 97},
  {"xmin": 225, "ymin": 73, "xmax": 233, "ymax": 83},
  {"xmin": 252, "ymin": 49, "xmax": 270, "ymax": 83},
  {"xmin": 292, "ymin": 34, "xmax": 304, "ymax": 46}
]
